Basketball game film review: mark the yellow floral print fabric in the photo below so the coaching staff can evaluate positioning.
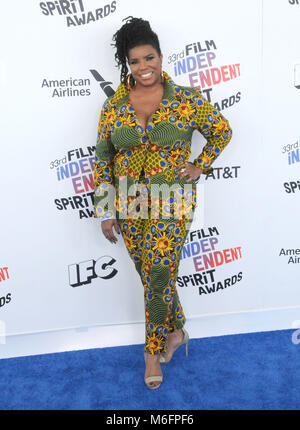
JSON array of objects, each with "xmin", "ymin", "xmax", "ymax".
[
  {"xmin": 93, "ymin": 71, "xmax": 232, "ymax": 355},
  {"xmin": 94, "ymin": 70, "xmax": 232, "ymax": 222}
]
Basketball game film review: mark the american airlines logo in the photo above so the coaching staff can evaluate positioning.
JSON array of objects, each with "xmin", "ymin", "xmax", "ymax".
[
  {"xmin": 40, "ymin": 68, "xmax": 116, "ymax": 100},
  {"xmin": 90, "ymin": 70, "xmax": 115, "ymax": 97}
]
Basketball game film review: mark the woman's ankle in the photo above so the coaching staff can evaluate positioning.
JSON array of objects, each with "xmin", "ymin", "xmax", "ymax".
[
  {"xmin": 144, "ymin": 351, "xmax": 160, "ymax": 360},
  {"xmin": 170, "ymin": 328, "xmax": 184, "ymax": 336}
]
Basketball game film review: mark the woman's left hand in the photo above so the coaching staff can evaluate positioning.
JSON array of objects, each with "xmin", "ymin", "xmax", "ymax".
[{"xmin": 176, "ymin": 162, "xmax": 203, "ymax": 182}]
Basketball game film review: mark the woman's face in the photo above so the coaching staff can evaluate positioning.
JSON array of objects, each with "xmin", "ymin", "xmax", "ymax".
[{"xmin": 127, "ymin": 44, "xmax": 163, "ymax": 88}]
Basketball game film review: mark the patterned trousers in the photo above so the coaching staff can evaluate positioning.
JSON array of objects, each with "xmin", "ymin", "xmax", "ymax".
[{"xmin": 116, "ymin": 172, "xmax": 195, "ymax": 355}]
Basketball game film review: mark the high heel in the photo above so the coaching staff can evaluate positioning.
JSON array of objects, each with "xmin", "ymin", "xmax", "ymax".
[
  {"xmin": 144, "ymin": 352, "xmax": 163, "ymax": 389},
  {"xmin": 160, "ymin": 328, "xmax": 189, "ymax": 364}
]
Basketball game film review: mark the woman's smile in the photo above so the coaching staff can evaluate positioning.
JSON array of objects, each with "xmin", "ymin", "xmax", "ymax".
[{"xmin": 139, "ymin": 71, "xmax": 153, "ymax": 79}]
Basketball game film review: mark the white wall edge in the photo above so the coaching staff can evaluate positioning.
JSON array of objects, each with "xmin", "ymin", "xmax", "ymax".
[{"xmin": 1, "ymin": 306, "xmax": 299, "ymax": 359}]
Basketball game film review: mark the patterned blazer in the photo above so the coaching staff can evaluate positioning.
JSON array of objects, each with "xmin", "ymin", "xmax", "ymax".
[{"xmin": 93, "ymin": 71, "xmax": 232, "ymax": 221}]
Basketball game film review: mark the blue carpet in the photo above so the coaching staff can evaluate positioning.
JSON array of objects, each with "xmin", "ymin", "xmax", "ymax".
[{"xmin": 0, "ymin": 328, "xmax": 299, "ymax": 410}]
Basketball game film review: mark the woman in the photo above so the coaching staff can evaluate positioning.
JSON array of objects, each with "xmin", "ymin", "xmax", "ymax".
[{"xmin": 94, "ymin": 16, "xmax": 232, "ymax": 389}]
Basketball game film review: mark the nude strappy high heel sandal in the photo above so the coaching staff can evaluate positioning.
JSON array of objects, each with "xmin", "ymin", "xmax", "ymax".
[
  {"xmin": 144, "ymin": 353, "xmax": 163, "ymax": 389},
  {"xmin": 144, "ymin": 375, "xmax": 163, "ymax": 389},
  {"xmin": 160, "ymin": 328, "xmax": 189, "ymax": 364}
]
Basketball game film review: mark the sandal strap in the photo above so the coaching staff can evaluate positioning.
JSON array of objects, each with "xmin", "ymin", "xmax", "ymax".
[{"xmin": 145, "ymin": 376, "xmax": 163, "ymax": 383}]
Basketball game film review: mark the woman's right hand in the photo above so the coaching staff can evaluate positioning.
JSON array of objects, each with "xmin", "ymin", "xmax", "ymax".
[{"xmin": 101, "ymin": 219, "xmax": 120, "ymax": 244}]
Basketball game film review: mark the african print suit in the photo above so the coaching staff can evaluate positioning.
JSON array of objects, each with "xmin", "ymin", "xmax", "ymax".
[
  {"xmin": 93, "ymin": 70, "xmax": 232, "ymax": 222},
  {"xmin": 93, "ymin": 71, "xmax": 232, "ymax": 355}
]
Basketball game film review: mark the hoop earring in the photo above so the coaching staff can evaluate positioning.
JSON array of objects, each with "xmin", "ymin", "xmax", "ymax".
[{"xmin": 126, "ymin": 73, "xmax": 136, "ymax": 89}]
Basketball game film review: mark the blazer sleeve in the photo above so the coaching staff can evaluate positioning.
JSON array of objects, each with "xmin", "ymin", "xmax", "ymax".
[
  {"xmin": 192, "ymin": 88, "xmax": 233, "ymax": 176},
  {"xmin": 93, "ymin": 98, "xmax": 117, "ymax": 221}
]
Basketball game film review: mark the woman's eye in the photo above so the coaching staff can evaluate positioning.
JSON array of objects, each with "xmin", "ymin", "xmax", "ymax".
[{"xmin": 129, "ymin": 56, "xmax": 154, "ymax": 65}]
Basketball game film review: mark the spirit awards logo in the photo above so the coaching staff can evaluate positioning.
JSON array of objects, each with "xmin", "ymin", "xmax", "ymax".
[
  {"xmin": 39, "ymin": 0, "xmax": 117, "ymax": 27},
  {"xmin": 177, "ymin": 227, "xmax": 243, "ymax": 295},
  {"xmin": 283, "ymin": 180, "xmax": 300, "ymax": 194},
  {"xmin": 0, "ymin": 266, "xmax": 11, "ymax": 312},
  {"xmin": 0, "ymin": 267, "xmax": 9, "ymax": 284},
  {"xmin": 68, "ymin": 255, "xmax": 117, "ymax": 287},
  {"xmin": 168, "ymin": 40, "xmax": 240, "ymax": 181},
  {"xmin": 51, "ymin": 147, "xmax": 96, "ymax": 219},
  {"xmin": 168, "ymin": 40, "xmax": 241, "ymax": 111},
  {"xmin": 282, "ymin": 138, "xmax": 300, "ymax": 166},
  {"xmin": 282, "ymin": 138, "xmax": 300, "ymax": 193}
]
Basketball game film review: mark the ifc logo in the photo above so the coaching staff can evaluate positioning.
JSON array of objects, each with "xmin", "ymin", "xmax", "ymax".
[{"xmin": 68, "ymin": 256, "xmax": 117, "ymax": 287}]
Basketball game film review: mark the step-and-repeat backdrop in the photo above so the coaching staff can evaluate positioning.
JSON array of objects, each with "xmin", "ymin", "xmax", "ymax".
[{"xmin": 0, "ymin": 0, "xmax": 299, "ymax": 356}]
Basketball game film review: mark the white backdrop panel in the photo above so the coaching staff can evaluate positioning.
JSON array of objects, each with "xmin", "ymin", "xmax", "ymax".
[{"xmin": 0, "ymin": 0, "xmax": 299, "ymax": 359}]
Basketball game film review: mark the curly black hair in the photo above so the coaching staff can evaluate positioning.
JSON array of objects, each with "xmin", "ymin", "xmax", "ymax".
[{"xmin": 111, "ymin": 16, "xmax": 161, "ymax": 83}]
